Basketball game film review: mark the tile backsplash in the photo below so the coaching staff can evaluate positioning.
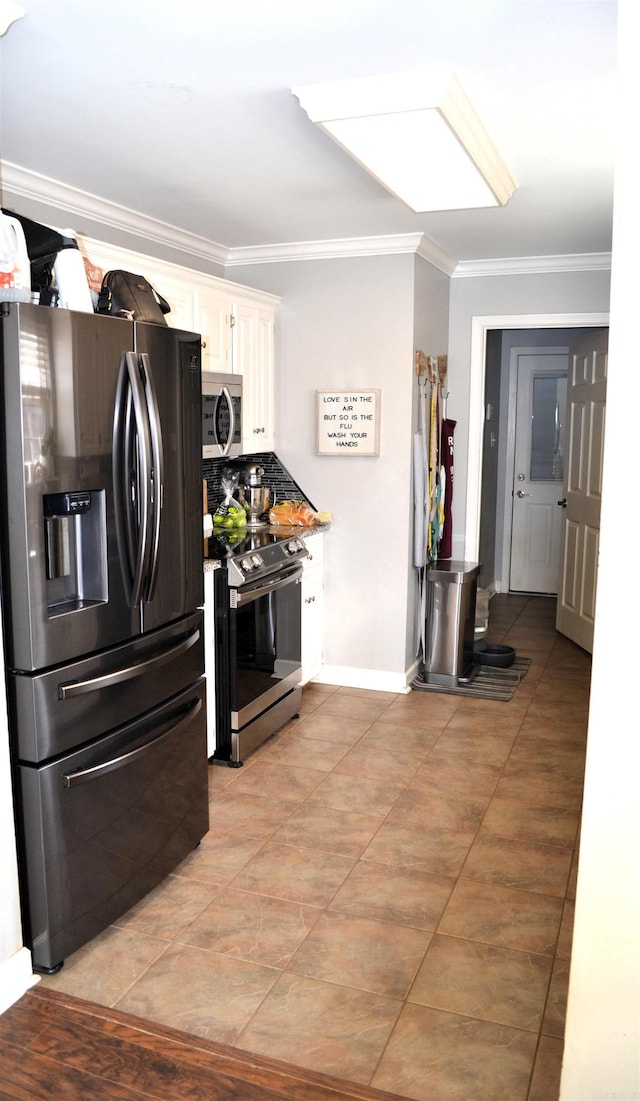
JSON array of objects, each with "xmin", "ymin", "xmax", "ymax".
[{"xmin": 202, "ymin": 452, "xmax": 315, "ymax": 513}]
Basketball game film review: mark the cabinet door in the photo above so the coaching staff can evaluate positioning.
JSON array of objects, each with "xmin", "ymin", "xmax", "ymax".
[
  {"xmin": 156, "ymin": 276, "xmax": 195, "ymax": 334},
  {"xmin": 235, "ymin": 303, "xmax": 275, "ymax": 453},
  {"xmin": 195, "ymin": 289, "xmax": 232, "ymax": 373},
  {"xmin": 300, "ymin": 533, "xmax": 324, "ymax": 684}
]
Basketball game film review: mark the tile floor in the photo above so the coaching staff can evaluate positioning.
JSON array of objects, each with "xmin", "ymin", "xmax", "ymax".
[{"xmin": 39, "ymin": 594, "xmax": 589, "ymax": 1101}]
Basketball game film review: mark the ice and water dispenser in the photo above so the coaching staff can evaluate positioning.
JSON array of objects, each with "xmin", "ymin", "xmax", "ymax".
[{"xmin": 43, "ymin": 489, "xmax": 108, "ymax": 614}]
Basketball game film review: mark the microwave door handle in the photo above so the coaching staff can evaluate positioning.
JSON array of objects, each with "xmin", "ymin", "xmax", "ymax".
[
  {"xmin": 138, "ymin": 353, "xmax": 164, "ymax": 601},
  {"xmin": 218, "ymin": 385, "xmax": 235, "ymax": 457}
]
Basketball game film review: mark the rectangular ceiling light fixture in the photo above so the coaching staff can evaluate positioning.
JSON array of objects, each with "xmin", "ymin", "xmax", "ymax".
[{"xmin": 292, "ymin": 67, "xmax": 516, "ymax": 213}]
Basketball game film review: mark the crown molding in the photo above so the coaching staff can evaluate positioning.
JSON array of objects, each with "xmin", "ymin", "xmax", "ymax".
[
  {"xmin": 226, "ymin": 233, "xmax": 457, "ymax": 275},
  {"xmin": 1, "ymin": 161, "xmax": 457, "ymax": 273},
  {"xmin": 453, "ymin": 252, "xmax": 612, "ymax": 277},
  {"xmin": 1, "ymin": 161, "xmax": 610, "ymax": 279},
  {"xmin": 0, "ymin": 161, "xmax": 231, "ymax": 268}
]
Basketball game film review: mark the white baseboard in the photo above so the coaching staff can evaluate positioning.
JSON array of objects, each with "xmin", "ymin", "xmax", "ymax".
[
  {"xmin": 0, "ymin": 947, "xmax": 39, "ymax": 1016},
  {"xmin": 313, "ymin": 663, "xmax": 418, "ymax": 695}
]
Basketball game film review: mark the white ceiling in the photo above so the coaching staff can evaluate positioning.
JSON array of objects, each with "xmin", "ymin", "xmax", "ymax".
[{"xmin": 0, "ymin": 0, "xmax": 617, "ymax": 271}]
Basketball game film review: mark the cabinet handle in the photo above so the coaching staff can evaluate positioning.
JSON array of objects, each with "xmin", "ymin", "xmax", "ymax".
[
  {"xmin": 254, "ymin": 426, "xmax": 265, "ymax": 434},
  {"xmin": 305, "ymin": 595, "xmax": 316, "ymax": 604},
  {"xmin": 202, "ymin": 340, "xmax": 207, "ymax": 349}
]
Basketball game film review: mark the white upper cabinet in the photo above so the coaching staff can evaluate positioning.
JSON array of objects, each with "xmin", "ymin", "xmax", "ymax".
[
  {"xmin": 151, "ymin": 272, "xmax": 195, "ymax": 333},
  {"xmin": 78, "ymin": 236, "xmax": 279, "ymax": 454},
  {"xmin": 193, "ymin": 287, "xmax": 232, "ymax": 373},
  {"xmin": 233, "ymin": 300, "xmax": 275, "ymax": 453}
]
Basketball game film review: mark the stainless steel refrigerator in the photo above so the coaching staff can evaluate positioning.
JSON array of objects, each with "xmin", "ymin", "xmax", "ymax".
[{"xmin": 0, "ymin": 303, "xmax": 208, "ymax": 973}]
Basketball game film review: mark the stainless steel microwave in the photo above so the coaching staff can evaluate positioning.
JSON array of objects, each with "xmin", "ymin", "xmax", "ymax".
[{"xmin": 202, "ymin": 372, "xmax": 243, "ymax": 458}]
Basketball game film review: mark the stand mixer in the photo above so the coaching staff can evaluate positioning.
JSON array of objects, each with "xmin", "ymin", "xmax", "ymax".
[{"xmin": 221, "ymin": 460, "xmax": 274, "ymax": 529}]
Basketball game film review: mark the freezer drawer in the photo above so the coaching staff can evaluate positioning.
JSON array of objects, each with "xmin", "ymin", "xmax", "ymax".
[
  {"xmin": 15, "ymin": 679, "xmax": 208, "ymax": 973},
  {"xmin": 9, "ymin": 610, "xmax": 204, "ymax": 763}
]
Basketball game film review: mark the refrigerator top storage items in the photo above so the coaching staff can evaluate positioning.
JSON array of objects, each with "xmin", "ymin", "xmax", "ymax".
[{"xmin": 0, "ymin": 212, "xmax": 31, "ymax": 303}]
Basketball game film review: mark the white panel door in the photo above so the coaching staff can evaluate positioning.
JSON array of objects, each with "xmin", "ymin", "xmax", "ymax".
[
  {"xmin": 556, "ymin": 329, "xmax": 608, "ymax": 652},
  {"xmin": 509, "ymin": 353, "xmax": 568, "ymax": 593}
]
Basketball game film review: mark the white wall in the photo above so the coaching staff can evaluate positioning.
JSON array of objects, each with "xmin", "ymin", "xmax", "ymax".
[
  {"xmin": 0, "ymin": 634, "xmax": 38, "ymax": 1012},
  {"xmin": 410, "ymin": 256, "xmax": 450, "ymax": 664},
  {"xmin": 560, "ymin": 0, "xmax": 640, "ymax": 1092},
  {"xmin": 232, "ymin": 252, "xmax": 449, "ymax": 690}
]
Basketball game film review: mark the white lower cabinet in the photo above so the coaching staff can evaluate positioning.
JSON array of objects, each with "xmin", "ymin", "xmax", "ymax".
[
  {"xmin": 300, "ymin": 531, "xmax": 325, "ymax": 685},
  {"xmin": 203, "ymin": 567, "xmax": 217, "ymax": 758}
]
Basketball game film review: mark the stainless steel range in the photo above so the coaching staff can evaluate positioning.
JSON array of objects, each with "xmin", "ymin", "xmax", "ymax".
[{"xmin": 206, "ymin": 528, "xmax": 308, "ymax": 765}]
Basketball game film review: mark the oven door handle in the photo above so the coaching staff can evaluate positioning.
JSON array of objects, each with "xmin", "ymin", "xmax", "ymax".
[
  {"xmin": 232, "ymin": 564, "xmax": 303, "ymax": 607},
  {"xmin": 62, "ymin": 697, "xmax": 203, "ymax": 788}
]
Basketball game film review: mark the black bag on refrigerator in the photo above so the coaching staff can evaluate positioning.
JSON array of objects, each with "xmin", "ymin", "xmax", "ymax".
[{"xmin": 96, "ymin": 270, "xmax": 171, "ymax": 324}]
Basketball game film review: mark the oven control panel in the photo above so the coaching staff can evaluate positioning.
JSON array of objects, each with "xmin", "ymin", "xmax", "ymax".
[
  {"xmin": 226, "ymin": 535, "xmax": 309, "ymax": 586},
  {"xmin": 239, "ymin": 554, "xmax": 264, "ymax": 572}
]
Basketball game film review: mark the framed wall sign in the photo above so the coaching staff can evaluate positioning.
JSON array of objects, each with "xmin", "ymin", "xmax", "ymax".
[{"xmin": 316, "ymin": 389, "xmax": 381, "ymax": 456}]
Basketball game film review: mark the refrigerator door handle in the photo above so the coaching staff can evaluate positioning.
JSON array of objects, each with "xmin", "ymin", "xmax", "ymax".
[
  {"xmin": 57, "ymin": 627, "xmax": 201, "ymax": 699},
  {"xmin": 62, "ymin": 697, "xmax": 203, "ymax": 788},
  {"xmin": 138, "ymin": 352, "xmax": 164, "ymax": 602},
  {"xmin": 113, "ymin": 352, "xmax": 153, "ymax": 607}
]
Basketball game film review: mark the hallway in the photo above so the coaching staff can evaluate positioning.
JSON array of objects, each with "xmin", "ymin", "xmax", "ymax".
[{"xmin": 31, "ymin": 593, "xmax": 588, "ymax": 1100}]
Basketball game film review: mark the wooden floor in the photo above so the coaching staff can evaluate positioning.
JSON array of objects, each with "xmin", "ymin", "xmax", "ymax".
[{"xmin": 0, "ymin": 986, "xmax": 406, "ymax": 1101}]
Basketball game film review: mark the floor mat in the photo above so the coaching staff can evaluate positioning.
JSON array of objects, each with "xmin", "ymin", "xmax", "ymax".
[{"xmin": 411, "ymin": 656, "xmax": 531, "ymax": 702}]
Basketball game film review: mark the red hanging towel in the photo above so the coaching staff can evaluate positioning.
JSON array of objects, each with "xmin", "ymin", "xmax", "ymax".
[{"xmin": 439, "ymin": 418, "xmax": 456, "ymax": 559}]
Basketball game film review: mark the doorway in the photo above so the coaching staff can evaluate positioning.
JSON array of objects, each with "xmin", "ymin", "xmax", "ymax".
[
  {"xmin": 467, "ymin": 313, "xmax": 610, "ymax": 599},
  {"xmin": 508, "ymin": 349, "xmax": 568, "ymax": 593},
  {"xmin": 479, "ymin": 329, "xmax": 580, "ymax": 593}
]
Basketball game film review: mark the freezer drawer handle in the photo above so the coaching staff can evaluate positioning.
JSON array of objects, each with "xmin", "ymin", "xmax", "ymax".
[
  {"xmin": 57, "ymin": 628, "xmax": 201, "ymax": 700},
  {"xmin": 62, "ymin": 697, "xmax": 203, "ymax": 788}
]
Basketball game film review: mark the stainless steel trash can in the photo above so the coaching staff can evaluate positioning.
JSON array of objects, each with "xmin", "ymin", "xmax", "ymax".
[{"xmin": 424, "ymin": 561, "xmax": 480, "ymax": 686}]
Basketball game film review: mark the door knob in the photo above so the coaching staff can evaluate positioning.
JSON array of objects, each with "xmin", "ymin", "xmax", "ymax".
[
  {"xmin": 557, "ymin": 498, "xmax": 567, "ymax": 508},
  {"xmin": 516, "ymin": 490, "xmax": 531, "ymax": 498}
]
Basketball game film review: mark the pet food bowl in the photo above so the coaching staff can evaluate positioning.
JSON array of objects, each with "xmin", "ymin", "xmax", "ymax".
[{"xmin": 472, "ymin": 643, "xmax": 516, "ymax": 668}]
